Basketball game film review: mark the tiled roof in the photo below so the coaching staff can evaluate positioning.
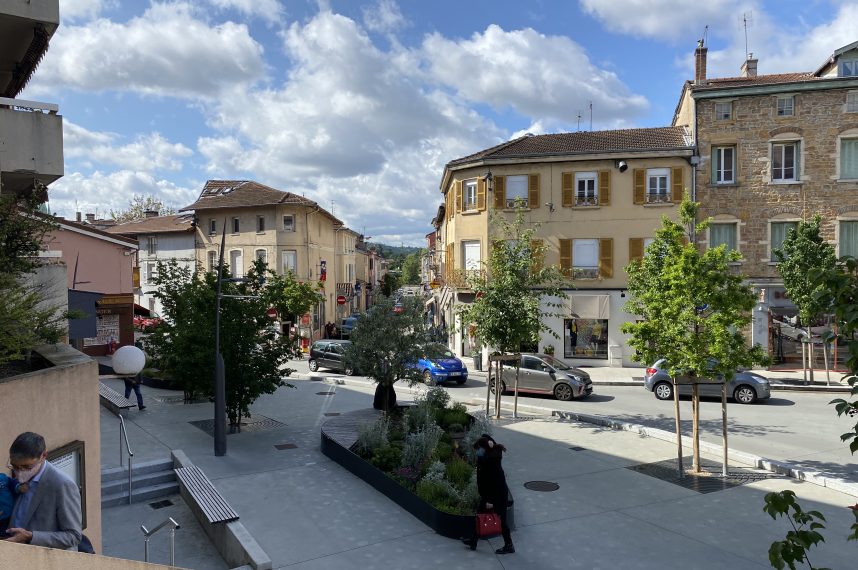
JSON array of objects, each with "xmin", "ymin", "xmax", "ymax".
[
  {"xmin": 448, "ymin": 127, "xmax": 692, "ymax": 166},
  {"xmin": 107, "ymin": 214, "xmax": 194, "ymax": 235},
  {"xmin": 693, "ymin": 72, "xmax": 816, "ymax": 90}
]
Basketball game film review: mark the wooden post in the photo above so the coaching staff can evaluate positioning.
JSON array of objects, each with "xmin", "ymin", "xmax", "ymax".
[
  {"xmin": 823, "ymin": 340, "xmax": 831, "ymax": 386},
  {"xmin": 485, "ymin": 359, "xmax": 492, "ymax": 416},
  {"xmin": 672, "ymin": 376, "xmax": 683, "ymax": 479},
  {"xmin": 801, "ymin": 340, "xmax": 807, "ymax": 384},
  {"xmin": 513, "ymin": 361, "xmax": 520, "ymax": 419},
  {"xmin": 692, "ymin": 381, "xmax": 700, "ymax": 473}
]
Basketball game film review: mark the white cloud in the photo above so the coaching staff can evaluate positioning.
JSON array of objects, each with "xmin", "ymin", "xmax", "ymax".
[
  {"xmin": 362, "ymin": 0, "xmax": 407, "ymax": 34},
  {"xmin": 32, "ymin": 2, "xmax": 265, "ymax": 98},
  {"xmin": 64, "ymin": 122, "xmax": 193, "ymax": 172},
  {"xmin": 421, "ymin": 24, "xmax": 649, "ymax": 128},
  {"xmin": 60, "ymin": 0, "xmax": 115, "ymax": 22},
  {"xmin": 206, "ymin": 0, "xmax": 285, "ymax": 23}
]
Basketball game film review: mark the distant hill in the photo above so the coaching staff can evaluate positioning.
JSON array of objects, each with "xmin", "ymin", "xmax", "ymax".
[{"xmin": 368, "ymin": 243, "xmax": 422, "ymax": 259}]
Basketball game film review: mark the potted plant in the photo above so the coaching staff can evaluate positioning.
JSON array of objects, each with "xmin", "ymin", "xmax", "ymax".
[{"xmin": 543, "ymin": 344, "xmax": 555, "ymax": 356}]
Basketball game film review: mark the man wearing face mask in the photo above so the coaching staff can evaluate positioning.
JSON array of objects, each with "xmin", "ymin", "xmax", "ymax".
[{"xmin": 4, "ymin": 432, "xmax": 82, "ymax": 550}]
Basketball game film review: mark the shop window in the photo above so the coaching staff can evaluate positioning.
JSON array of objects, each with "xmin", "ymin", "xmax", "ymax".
[{"xmin": 564, "ymin": 318, "xmax": 608, "ymax": 360}]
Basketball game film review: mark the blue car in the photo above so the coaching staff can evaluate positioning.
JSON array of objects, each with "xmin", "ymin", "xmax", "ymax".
[{"xmin": 416, "ymin": 343, "xmax": 468, "ymax": 385}]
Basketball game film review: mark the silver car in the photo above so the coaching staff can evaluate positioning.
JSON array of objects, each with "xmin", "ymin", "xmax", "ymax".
[
  {"xmin": 489, "ymin": 354, "xmax": 593, "ymax": 401},
  {"xmin": 643, "ymin": 359, "xmax": 771, "ymax": 404}
]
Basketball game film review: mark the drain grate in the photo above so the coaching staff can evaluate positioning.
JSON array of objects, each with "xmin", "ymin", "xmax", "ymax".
[
  {"xmin": 189, "ymin": 414, "xmax": 286, "ymax": 436},
  {"xmin": 316, "ymin": 391, "xmax": 335, "ymax": 396},
  {"xmin": 274, "ymin": 443, "xmax": 298, "ymax": 450},
  {"xmin": 569, "ymin": 446, "xmax": 586, "ymax": 451},
  {"xmin": 324, "ymin": 412, "xmax": 341, "ymax": 416},
  {"xmin": 628, "ymin": 457, "xmax": 781, "ymax": 494},
  {"xmin": 153, "ymin": 395, "xmax": 209, "ymax": 405},
  {"xmin": 524, "ymin": 480, "xmax": 560, "ymax": 492},
  {"xmin": 149, "ymin": 499, "xmax": 174, "ymax": 510}
]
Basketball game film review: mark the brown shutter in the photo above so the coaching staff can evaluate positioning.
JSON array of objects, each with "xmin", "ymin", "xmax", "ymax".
[
  {"xmin": 494, "ymin": 176, "xmax": 506, "ymax": 209},
  {"xmin": 629, "ymin": 237, "xmax": 644, "ymax": 263},
  {"xmin": 559, "ymin": 239, "xmax": 572, "ymax": 277},
  {"xmin": 530, "ymin": 239, "xmax": 544, "ymax": 273},
  {"xmin": 528, "ymin": 174, "xmax": 540, "ymax": 208},
  {"xmin": 445, "ymin": 190, "xmax": 451, "ymax": 221},
  {"xmin": 633, "ymin": 169, "xmax": 645, "ymax": 204},
  {"xmin": 672, "ymin": 166, "xmax": 684, "ymax": 203},
  {"xmin": 455, "ymin": 180, "xmax": 462, "ymax": 213},
  {"xmin": 477, "ymin": 177, "xmax": 486, "ymax": 211},
  {"xmin": 599, "ymin": 238, "xmax": 614, "ymax": 279},
  {"xmin": 561, "ymin": 172, "xmax": 574, "ymax": 207},
  {"xmin": 447, "ymin": 243, "xmax": 455, "ymax": 275},
  {"xmin": 599, "ymin": 170, "xmax": 611, "ymax": 206}
]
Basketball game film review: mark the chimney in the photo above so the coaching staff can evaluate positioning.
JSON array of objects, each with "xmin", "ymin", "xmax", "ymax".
[
  {"xmin": 694, "ymin": 39, "xmax": 708, "ymax": 85},
  {"xmin": 741, "ymin": 53, "xmax": 758, "ymax": 78},
  {"xmin": 85, "ymin": 213, "xmax": 95, "ymax": 223},
  {"xmin": 76, "ymin": 211, "xmax": 82, "ymax": 223},
  {"xmin": 144, "ymin": 209, "xmax": 159, "ymax": 218}
]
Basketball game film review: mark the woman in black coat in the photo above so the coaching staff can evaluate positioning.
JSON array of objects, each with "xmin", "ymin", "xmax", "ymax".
[{"xmin": 465, "ymin": 434, "xmax": 514, "ymax": 554}]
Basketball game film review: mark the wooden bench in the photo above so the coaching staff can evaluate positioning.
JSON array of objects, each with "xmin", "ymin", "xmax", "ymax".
[
  {"xmin": 99, "ymin": 382, "xmax": 136, "ymax": 415},
  {"xmin": 175, "ymin": 466, "xmax": 239, "ymax": 524}
]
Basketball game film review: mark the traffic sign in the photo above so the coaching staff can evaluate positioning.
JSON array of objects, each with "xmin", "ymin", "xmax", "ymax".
[
  {"xmin": 337, "ymin": 295, "xmax": 347, "ymax": 305},
  {"xmin": 266, "ymin": 307, "xmax": 278, "ymax": 319}
]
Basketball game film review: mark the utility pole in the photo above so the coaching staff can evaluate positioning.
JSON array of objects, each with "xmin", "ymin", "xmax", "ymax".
[{"xmin": 213, "ymin": 219, "xmax": 227, "ymax": 456}]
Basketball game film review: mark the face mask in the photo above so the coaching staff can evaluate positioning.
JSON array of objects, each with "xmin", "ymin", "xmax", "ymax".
[
  {"xmin": 475, "ymin": 448, "xmax": 486, "ymax": 458},
  {"xmin": 14, "ymin": 461, "xmax": 42, "ymax": 484}
]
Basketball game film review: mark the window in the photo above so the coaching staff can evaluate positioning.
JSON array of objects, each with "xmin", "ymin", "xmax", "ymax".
[
  {"xmin": 506, "ymin": 175, "xmax": 528, "ymax": 207},
  {"xmin": 840, "ymin": 59, "xmax": 858, "ymax": 77},
  {"xmin": 229, "ymin": 250, "xmax": 243, "ymax": 277},
  {"xmin": 283, "ymin": 215, "xmax": 295, "ymax": 231},
  {"xmin": 463, "ymin": 179, "xmax": 477, "ymax": 211},
  {"xmin": 145, "ymin": 262, "xmax": 157, "ymax": 284},
  {"xmin": 208, "ymin": 250, "xmax": 217, "ymax": 272},
  {"xmin": 575, "ymin": 172, "xmax": 597, "ymax": 206},
  {"xmin": 771, "ymin": 221, "xmax": 798, "ymax": 261},
  {"xmin": 564, "ymin": 318, "xmax": 608, "ymax": 360},
  {"xmin": 255, "ymin": 249, "xmax": 267, "ymax": 264},
  {"xmin": 848, "ymin": 92, "xmax": 858, "ymax": 113},
  {"xmin": 347, "ymin": 263, "xmax": 354, "ymax": 283},
  {"xmin": 257, "ymin": 216, "xmax": 265, "ymax": 233},
  {"xmin": 572, "ymin": 239, "xmax": 598, "ymax": 279},
  {"xmin": 709, "ymin": 223, "xmax": 737, "ymax": 252},
  {"xmin": 777, "ymin": 96, "xmax": 794, "ymax": 116},
  {"xmin": 840, "ymin": 221, "xmax": 858, "ymax": 257},
  {"xmin": 715, "ymin": 101, "xmax": 732, "ymax": 120},
  {"xmin": 232, "ymin": 217, "xmax": 240, "ymax": 233},
  {"xmin": 461, "ymin": 240, "xmax": 481, "ymax": 270},
  {"xmin": 772, "ymin": 142, "xmax": 799, "ymax": 181},
  {"xmin": 146, "ymin": 236, "xmax": 157, "ymax": 255},
  {"xmin": 282, "ymin": 250, "xmax": 297, "ymax": 275},
  {"xmin": 842, "ymin": 138, "xmax": 858, "ymax": 179},
  {"xmin": 209, "ymin": 219, "xmax": 216, "ymax": 235},
  {"xmin": 713, "ymin": 146, "xmax": 736, "ymax": 184},
  {"xmin": 646, "ymin": 168, "xmax": 670, "ymax": 203}
]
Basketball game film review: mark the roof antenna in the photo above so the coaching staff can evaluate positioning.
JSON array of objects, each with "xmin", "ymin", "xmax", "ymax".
[
  {"xmin": 739, "ymin": 12, "xmax": 753, "ymax": 59},
  {"xmin": 589, "ymin": 101, "xmax": 593, "ymax": 131},
  {"xmin": 576, "ymin": 111, "xmax": 582, "ymax": 132}
]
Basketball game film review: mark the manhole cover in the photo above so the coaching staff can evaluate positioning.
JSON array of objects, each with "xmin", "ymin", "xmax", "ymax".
[
  {"xmin": 316, "ymin": 392, "xmax": 335, "ymax": 396},
  {"xmin": 627, "ymin": 457, "xmax": 781, "ymax": 494},
  {"xmin": 274, "ymin": 443, "xmax": 297, "ymax": 450},
  {"xmin": 149, "ymin": 499, "xmax": 174, "ymax": 510},
  {"xmin": 524, "ymin": 481, "xmax": 560, "ymax": 492},
  {"xmin": 324, "ymin": 412, "xmax": 341, "ymax": 416},
  {"xmin": 189, "ymin": 415, "xmax": 286, "ymax": 436}
]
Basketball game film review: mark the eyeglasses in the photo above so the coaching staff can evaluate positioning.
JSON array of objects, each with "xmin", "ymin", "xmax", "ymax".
[{"xmin": 7, "ymin": 460, "xmax": 40, "ymax": 471}]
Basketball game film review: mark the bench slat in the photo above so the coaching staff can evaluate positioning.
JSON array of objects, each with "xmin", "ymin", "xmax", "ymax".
[
  {"xmin": 99, "ymin": 382, "xmax": 136, "ymax": 408},
  {"xmin": 175, "ymin": 466, "xmax": 239, "ymax": 524}
]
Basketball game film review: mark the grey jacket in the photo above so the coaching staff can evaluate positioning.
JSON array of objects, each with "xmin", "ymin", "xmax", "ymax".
[{"xmin": 10, "ymin": 461, "xmax": 82, "ymax": 549}]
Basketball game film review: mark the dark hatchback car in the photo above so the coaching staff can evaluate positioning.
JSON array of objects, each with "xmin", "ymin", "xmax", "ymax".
[
  {"xmin": 489, "ymin": 354, "xmax": 593, "ymax": 401},
  {"xmin": 308, "ymin": 340, "xmax": 356, "ymax": 375},
  {"xmin": 643, "ymin": 359, "xmax": 771, "ymax": 404}
]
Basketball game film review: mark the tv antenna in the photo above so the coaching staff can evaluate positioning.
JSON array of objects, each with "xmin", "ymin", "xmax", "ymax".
[
  {"xmin": 740, "ymin": 12, "xmax": 753, "ymax": 59},
  {"xmin": 576, "ymin": 111, "xmax": 582, "ymax": 132},
  {"xmin": 589, "ymin": 101, "xmax": 593, "ymax": 131}
]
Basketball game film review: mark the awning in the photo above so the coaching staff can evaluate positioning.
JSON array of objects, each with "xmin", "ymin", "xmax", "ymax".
[
  {"xmin": 133, "ymin": 303, "xmax": 151, "ymax": 316},
  {"xmin": 567, "ymin": 295, "xmax": 610, "ymax": 320}
]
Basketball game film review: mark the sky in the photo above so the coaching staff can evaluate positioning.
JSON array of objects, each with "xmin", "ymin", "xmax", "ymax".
[{"xmin": 27, "ymin": 0, "xmax": 858, "ymax": 245}]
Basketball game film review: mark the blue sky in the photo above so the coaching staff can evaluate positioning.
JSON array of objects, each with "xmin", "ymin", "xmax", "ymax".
[{"xmin": 28, "ymin": 0, "xmax": 858, "ymax": 244}]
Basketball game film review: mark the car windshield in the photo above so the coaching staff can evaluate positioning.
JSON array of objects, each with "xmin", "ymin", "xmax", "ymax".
[
  {"xmin": 425, "ymin": 344, "xmax": 454, "ymax": 359},
  {"xmin": 539, "ymin": 355, "xmax": 572, "ymax": 370}
]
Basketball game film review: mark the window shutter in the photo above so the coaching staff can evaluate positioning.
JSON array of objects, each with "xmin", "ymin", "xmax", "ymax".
[
  {"xmin": 561, "ymin": 172, "xmax": 574, "ymax": 207},
  {"xmin": 671, "ymin": 167, "xmax": 684, "ymax": 203},
  {"xmin": 710, "ymin": 147, "xmax": 717, "ymax": 184},
  {"xmin": 528, "ymin": 174, "xmax": 540, "ymax": 208},
  {"xmin": 795, "ymin": 142, "xmax": 801, "ymax": 181},
  {"xmin": 633, "ymin": 169, "xmax": 645, "ymax": 204},
  {"xmin": 455, "ymin": 180, "xmax": 462, "ymax": 213},
  {"xmin": 477, "ymin": 177, "xmax": 486, "ymax": 211},
  {"xmin": 629, "ymin": 237, "xmax": 644, "ymax": 263},
  {"xmin": 599, "ymin": 170, "xmax": 611, "ymax": 206},
  {"xmin": 446, "ymin": 243, "xmax": 454, "ymax": 275},
  {"xmin": 530, "ymin": 239, "xmax": 544, "ymax": 273},
  {"xmin": 494, "ymin": 176, "xmax": 506, "ymax": 209},
  {"xmin": 599, "ymin": 238, "xmax": 613, "ymax": 279},
  {"xmin": 559, "ymin": 239, "xmax": 572, "ymax": 277}
]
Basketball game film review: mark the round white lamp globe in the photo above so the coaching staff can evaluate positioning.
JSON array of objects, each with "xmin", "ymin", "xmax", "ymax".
[{"xmin": 112, "ymin": 345, "xmax": 146, "ymax": 376}]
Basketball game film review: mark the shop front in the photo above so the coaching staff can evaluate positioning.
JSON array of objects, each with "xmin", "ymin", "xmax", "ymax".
[{"xmin": 81, "ymin": 293, "xmax": 134, "ymax": 356}]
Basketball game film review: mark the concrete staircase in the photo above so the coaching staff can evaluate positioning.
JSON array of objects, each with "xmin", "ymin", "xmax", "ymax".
[{"xmin": 102, "ymin": 458, "xmax": 179, "ymax": 508}]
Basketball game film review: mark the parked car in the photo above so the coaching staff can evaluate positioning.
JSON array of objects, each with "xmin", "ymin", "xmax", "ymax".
[
  {"xmin": 643, "ymin": 359, "xmax": 771, "ymax": 404},
  {"xmin": 489, "ymin": 354, "xmax": 593, "ymax": 401},
  {"xmin": 413, "ymin": 343, "xmax": 468, "ymax": 385},
  {"xmin": 340, "ymin": 317, "xmax": 359, "ymax": 338},
  {"xmin": 308, "ymin": 340, "xmax": 356, "ymax": 375}
]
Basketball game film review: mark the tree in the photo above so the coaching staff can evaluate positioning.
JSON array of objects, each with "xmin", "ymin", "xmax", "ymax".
[
  {"xmin": 775, "ymin": 215, "xmax": 837, "ymax": 382},
  {"xmin": 622, "ymin": 198, "xmax": 768, "ymax": 473},
  {"xmin": 456, "ymin": 201, "xmax": 566, "ymax": 417},
  {"xmin": 110, "ymin": 195, "xmax": 176, "ymax": 223},
  {"xmin": 379, "ymin": 272, "xmax": 400, "ymax": 297},
  {"xmin": 346, "ymin": 295, "xmax": 428, "ymax": 411},
  {"xmin": 400, "ymin": 250, "xmax": 423, "ymax": 285}
]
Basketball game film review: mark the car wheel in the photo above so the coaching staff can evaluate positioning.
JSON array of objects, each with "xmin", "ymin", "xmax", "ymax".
[
  {"xmin": 344, "ymin": 365, "xmax": 355, "ymax": 376},
  {"xmin": 308, "ymin": 359, "xmax": 318, "ymax": 372},
  {"xmin": 733, "ymin": 385, "xmax": 757, "ymax": 404},
  {"xmin": 654, "ymin": 382, "xmax": 673, "ymax": 400},
  {"xmin": 423, "ymin": 370, "xmax": 436, "ymax": 385},
  {"xmin": 489, "ymin": 378, "xmax": 506, "ymax": 394},
  {"xmin": 553, "ymin": 383, "xmax": 573, "ymax": 401}
]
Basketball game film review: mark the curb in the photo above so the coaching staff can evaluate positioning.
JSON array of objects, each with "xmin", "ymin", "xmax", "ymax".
[{"xmin": 305, "ymin": 373, "xmax": 858, "ymax": 499}]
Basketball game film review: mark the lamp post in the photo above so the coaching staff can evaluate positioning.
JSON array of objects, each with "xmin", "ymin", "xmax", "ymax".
[{"xmin": 214, "ymin": 221, "xmax": 227, "ymax": 456}]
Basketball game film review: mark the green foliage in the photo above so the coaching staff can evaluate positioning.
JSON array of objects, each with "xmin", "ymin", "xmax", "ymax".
[
  {"xmin": 400, "ymin": 250, "xmax": 424, "ymax": 286},
  {"xmin": 445, "ymin": 457, "xmax": 474, "ymax": 490},
  {"xmin": 110, "ymin": 195, "xmax": 175, "ymax": 223},
  {"xmin": 462, "ymin": 413, "xmax": 493, "ymax": 462},
  {"xmin": 357, "ymin": 415, "xmax": 390, "ymax": 455},
  {"xmin": 437, "ymin": 403, "xmax": 470, "ymax": 431},
  {"xmin": 763, "ymin": 490, "xmax": 829, "ymax": 570},
  {"xmin": 415, "ymin": 480, "xmax": 461, "ymax": 513},
  {"xmin": 433, "ymin": 441, "xmax": 453, "ymax": 463},
  {"xmin": 424, "ymin": 385, "xmax": 451, "ymax": 411},
  {"xmin": 0, "ymin": 192, "xmax": 56, "ymax": 276},
  {"xmin": 260, "ymin": 268, "xmax": 321, "ymax": 322},
  {"xmin": 457, "ymin": 200, "xmax": 567, "ymax": 354},
  {"xmin": 379, "ymin": 272, "xmax": 400, "ymax": 297},
  {"xmin": 401, "ymin": 424, "xmax": 443, "ymax": 469},
  {"xmin": 370, "ymin": 444, "xmax": 402, "ymax": 472}
]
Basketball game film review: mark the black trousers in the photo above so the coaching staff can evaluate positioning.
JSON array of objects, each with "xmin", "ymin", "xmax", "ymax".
[
  {"xmin": 124, "ymin": 379, "xmax": 144, "ymax": 408},
  {"xmin": 479, "ymin": 498, "xmax": 512, "ymax": 545}
]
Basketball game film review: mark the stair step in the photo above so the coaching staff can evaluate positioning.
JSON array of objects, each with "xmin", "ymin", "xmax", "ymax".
[
  {"xmin": 102, "ymin": 458, "xmax": 174, "ymax": 482},
  {"xmin": 102, "ymin": 481, "xmax": 180, "ymax": 508},
  {"xmin": 102, "ymin": 470, "xmax": 177, "ymax": 495}
]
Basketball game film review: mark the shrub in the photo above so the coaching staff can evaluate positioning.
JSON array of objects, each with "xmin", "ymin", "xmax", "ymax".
[
  {"xmin": 447, "ymin": 422, "xmax": 464, "ymax": 434},
  {"xmin": 422, "ymin": 460, "xmax": 446, "ymax": 483},
  {"xmin": 424, "ymin": 386, "xmax": 451, "ymax": 411},
  {"xmin": 356, "ymin": 415, "xmax": 389, "ymax": 455},
  {"xmin": 433, "ymin": 442, "xmax": 453, "ymax": 463},
  {"xmin": 445, "ymin": 457, "xmax": 474, "ymax": 490},
  {"xmin": 462, "ymin": 412, "xmax": 492, "ymax": 462},
  {"xmin": 401, "ymin": 424, "xmax": 443, "ymax": 469},
  {"xmin": 439, "ymin": 404, "xmax": 470, "ymax": 431},
  {"xmin": 415, "ymin": 479, "xmax": 455, "ymax": 507},
  {"xmin": 459, "ymin": 471, "xmax": 480, "ymax": 511},
  {"xmin": 370, "ymin": 445, "xmax": 402, "ymax": 472},
  {"xmin": 404, "ymin": 402, "xmax": 434, "ymax": 434}
]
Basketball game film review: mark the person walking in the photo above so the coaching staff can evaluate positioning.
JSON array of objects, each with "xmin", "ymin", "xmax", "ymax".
[
  {"xmin": 465, "ymin": 434, "xmax": 514, "ymax": 554},
  {"xmin": 124, "ymin": 374, "xmax": 146, "ymax": 411}
]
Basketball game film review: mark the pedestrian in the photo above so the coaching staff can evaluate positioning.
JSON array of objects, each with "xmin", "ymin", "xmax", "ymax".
[
  {"xmin": 0, "ymin": 471, "xmax": 19, "ymax": 533},
  {"xmin": 4, "ymin": 432, "xmax": 82, "ymax": 550},
  {"xmin": 124, "ymin": 373, "xmax": 146, "ymax": 411},
  {"xmin": 464, "ymin": 434, "xmax": 514, "ymax": 554}
]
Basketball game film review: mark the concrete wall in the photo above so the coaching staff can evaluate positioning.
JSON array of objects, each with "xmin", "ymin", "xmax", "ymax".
[
  {"xmin": 0, "ymin": 345, "xmax": 101, "ymax": 550},
  {"xmin": 0, "ymin": 106, "xmax": 64, "ymax": 188},
  {"xmin": 0, "ymin": 0, "xmax": 59, "ymax": 25},
  {"xmin": 0, "ymin": 541, "xmax": 180, "ymax": 570}
]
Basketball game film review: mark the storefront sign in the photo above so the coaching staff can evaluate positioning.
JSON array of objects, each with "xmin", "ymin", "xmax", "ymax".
[{"xmin": 83, "ymin": 313, "xmax": 120, "ymax": 346}]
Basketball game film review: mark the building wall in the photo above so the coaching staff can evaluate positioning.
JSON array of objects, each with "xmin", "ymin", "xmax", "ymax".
[
  {"xmin": 0, "ymin": 541, "xmax": 178, "ymax": 570},
  {"xmin": 136, "ymin": 232, "xmax": 195, "ymax": 316},
  {"xmin": 45, "ymin": 228, "xmax": 134, "ymax": 294}
]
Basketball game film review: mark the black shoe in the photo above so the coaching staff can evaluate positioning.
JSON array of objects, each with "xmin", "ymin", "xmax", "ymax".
[
  {"xmin": 495, "ymin": 544, "xmax": 515, "ymax": 555},
  {"xmin": 138, "ymin": 405, "xmax": 147, "ymax": 411},
  {"xmin": 462, "ymin": 537, "xmax": 477, "ymax": 550}
]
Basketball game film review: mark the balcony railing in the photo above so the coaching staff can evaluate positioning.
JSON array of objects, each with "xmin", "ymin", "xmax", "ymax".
[
  {"xmin": 572, "ymin": 267, "xmax": 599, "ymax": 279},
  {"xmin": 446, "ymin": 269, "xmax": 484, "ymax": 288},
  {"xmin": 646, "ymin": 192, "xmax": 672, "ymax": 204},
  {"xmin": 575, "ymin": 196, "xmax": 598, "ymax": 207}
]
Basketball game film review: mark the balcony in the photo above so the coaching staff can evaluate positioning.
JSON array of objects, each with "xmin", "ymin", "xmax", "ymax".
[
  {"xmin": 445, "ymin": 269, "xmax": 484, "ymax": 289},
  {"xmin": 645, "ymin": 192, "xmax": 672, "ymax": 204},
  {"xmin": 574, "ymin": 195, "xmax": 598, "ymax": 207},
  {"xmin": 1, "ymin": 1, "xmax": 60, "ymax": 98},
  {"xmin": 572, "ymin": 267, "xmax": 599, "ymax": 280},
  {"xmin": 0, "ymin": 97, "xmax": 63, "ymax": 194}
]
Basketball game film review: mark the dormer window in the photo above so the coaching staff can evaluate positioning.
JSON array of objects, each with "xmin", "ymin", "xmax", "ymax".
[{"xmin": 840, "ymin": 59, "xmax": 858, "ymax": 77}]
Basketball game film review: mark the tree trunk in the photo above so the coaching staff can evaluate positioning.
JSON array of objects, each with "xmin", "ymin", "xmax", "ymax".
[
  {"xmin": 692, "ymin": 381, "xmax": 700, "ymax": 473},
  {"xmin": 513, "ymin": 363, "xmax": 520, "ymax": 419},
  {"xmin": 823, "ymin": 339, "xmax": 831, "ymax": 386},
  {"xmin": 672, "ymin": 376, "xmax": 684, "ymax": 478},
  {"xmin": 373, "ymin": 383, "xmax": 396, "ymax": 411},
  {"xmin": 808, "ymin": 327, "xmax": 815, "ymax": 383},
  {"xmin": 721, "ymin": 382, "xmax": 729, "ymax": 477},
  {"xmin": 486, "ymin": 360, "xmax": 492, "ymax": 416},
  {"xmin": 495, "ymin": 361, "xmax": 502, "ymax": 419},
  {"xmin": 801, "ymin": 340, "xmax": 807, "ymax": 385}
]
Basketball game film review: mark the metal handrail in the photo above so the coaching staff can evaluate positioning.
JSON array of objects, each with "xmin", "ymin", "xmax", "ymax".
[
  {"xmin": 141, "ymin": 517, "xmax": 180, "ymax": 565},
  {"xmin": 118, "ymin": 414, "xmax": 134, "ymax": 505}
]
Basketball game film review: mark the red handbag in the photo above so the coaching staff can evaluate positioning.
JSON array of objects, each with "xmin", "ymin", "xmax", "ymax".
[{"xmin": 475, "ymin": 512, "xmax": 502, "ymax": 538}]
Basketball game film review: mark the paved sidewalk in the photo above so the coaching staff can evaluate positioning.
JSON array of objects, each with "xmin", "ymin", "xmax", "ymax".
[{"xmin": 99, "ymin": 371, "xmax": 856, "ymax": 570}]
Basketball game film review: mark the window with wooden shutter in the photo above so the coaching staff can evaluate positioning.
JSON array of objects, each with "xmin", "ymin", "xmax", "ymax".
[
  {"xmin": 629, "ymin": 238, "xmax": 644, "ymax": 263},
  {"xmin": 446, "ymin": 243, "xmax": 454, "ymax": 276},
  {"xmin": 671, "ymin": 167, "xmax": 684, "ymax": 203},
  {"xmin": 561, "ymin": 172, "xmax": 574, "ymax": 207},
  {"xmin": 599, "ymin": 238, "xmax": 613, "ymax": 279},
  {"xmin": 530, "ymin": 239, "xmax": 544, "ymax": 273},
  {"xmin": 455, "ymin": 181, "xmax": 462, "ymax": 213},
  {"xmin": 598, "ymin": 170, "xmax": 611, "ymax": 206},
  {"xmin": 528, "ymin": 174, "xmax": 540, "ymax": 208},
  {"xmin": 477, "ymin": 177, "xmax": 486, "ymax": 211},
  {"xmin": 633, "ymin": 169, "xmax": 645, "ymax": 204},
  {"xmin": 494, "ymin": 176, "xmax": 506, "ymax": 209},
  {"xmin": 559, "ymin": 239, "xmax": 572, "ymax": 277}
]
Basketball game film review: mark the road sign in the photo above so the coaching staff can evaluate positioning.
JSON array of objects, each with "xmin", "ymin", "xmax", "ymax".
[
  {"xmin": 266, "ymin": 307, "xmax": 278, "ymax": 319},
  {"xmin": 354, "ymin": 282, "xmax": 362, "ymax": 293},
  {"xmin": 337, "ymin": 295, "xmax": 347, "ymax": 305}
]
